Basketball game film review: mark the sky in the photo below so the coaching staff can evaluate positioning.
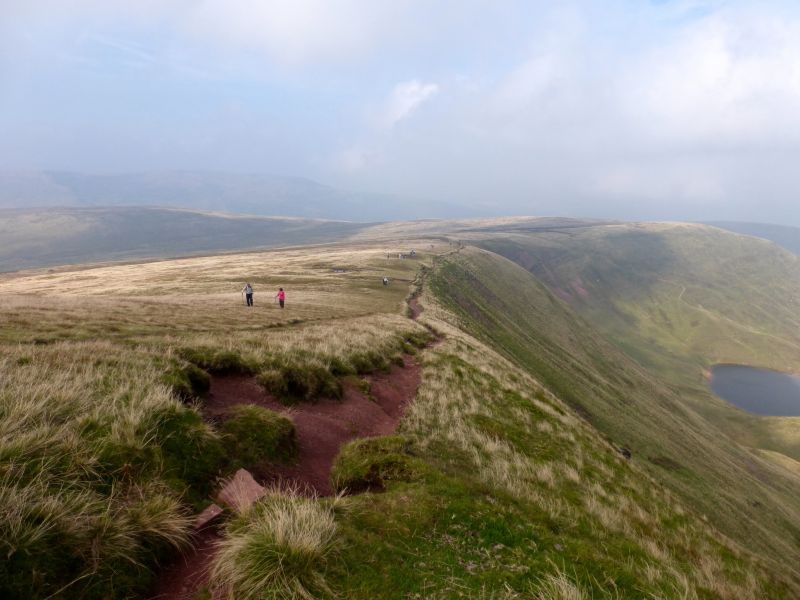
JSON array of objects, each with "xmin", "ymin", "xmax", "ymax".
[{"xmin": 2, "ymin": 0, "xmax": 800, "ymax": 224}]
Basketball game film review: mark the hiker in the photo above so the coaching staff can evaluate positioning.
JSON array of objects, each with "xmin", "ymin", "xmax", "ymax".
[
  {"xmin": 382, "ymin": 276, "xmax": 389, "ymax": 286},
  {"xmin": 242, "ymin": 282, "xmax": 254, "ymax": 306},
  {"xmin": 275, "ymin": 287, "xmax": 285, "ymax": 309}
]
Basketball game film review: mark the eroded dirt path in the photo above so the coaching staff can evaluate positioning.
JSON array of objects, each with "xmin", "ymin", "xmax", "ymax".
[
  {"xmin": 409, "ymin": 295, "xmax": 423, "ymax": 320},
  {"xmin": 207, "ymin": 354, "xmax": 422, "ymax": 496},
  {"xmin": 151, "ymin": 529, "xmax": 221, "ymax": 600}
]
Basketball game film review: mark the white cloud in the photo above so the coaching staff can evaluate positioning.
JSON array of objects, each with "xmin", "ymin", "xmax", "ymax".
[
  {"xmin": 378, "ymin": 80, "xmax": 439, "ymax": 129},
  {"xmin": 336, "ymin": 146, "xmax": 371, "ymax": 173},
  {"xmin": 334, "ymin": 79, "xmax": 439, "ymax": 172},
  {"xmin": 623, "ymin": 9, "xmax": 800, "ymax": 145},
  {"xmin": 590, "ymin": 161, "xmax": 726, "ymax": 203},
  {"xmin": 183, "ymin": 0, "xmax": 411, "ymax": 66}
]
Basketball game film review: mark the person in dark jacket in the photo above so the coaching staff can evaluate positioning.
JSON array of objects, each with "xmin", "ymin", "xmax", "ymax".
[{"xmin": 242, "ymin": 282, "xmax": 253, "ymax": 306}]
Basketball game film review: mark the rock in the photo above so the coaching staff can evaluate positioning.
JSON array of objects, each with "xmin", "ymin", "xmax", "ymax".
[
  {"xmin": 194, "ymin": 503, "xmax": 223, "ymax": 530},
  {"xmin": 216, "ymin": 469, "xmax": 266, "ymax": 512},
  {"xmin": 618, "ymin": 446, "xmax": 632, "ymax": 460}
]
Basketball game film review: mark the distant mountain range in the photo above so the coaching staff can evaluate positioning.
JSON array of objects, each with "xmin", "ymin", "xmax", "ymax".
[{"xmin": 0, "ymin": 170, "xmax": 468, "ymax": 222}]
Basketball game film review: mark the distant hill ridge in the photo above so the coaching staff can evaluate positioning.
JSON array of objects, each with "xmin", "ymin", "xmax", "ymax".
[
  {"xmin": 0, "ymin": 206, "xmax": 370, "ymax": 272},
  {"xmin": 0, "ymin": 170, "xmax": 465, "ymax": 222},
  {"xmin": 0, "ymin": 210, "xmax": 608, "ymax": 273},
  {"xmin": 706, "ymin": 221, "xmax": 800, "ymax": 255}
]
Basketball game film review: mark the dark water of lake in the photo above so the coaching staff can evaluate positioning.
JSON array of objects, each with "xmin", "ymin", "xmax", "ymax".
[{"xmin": 710, "ymin": 364, "xmax": 800, "ymax": 416}]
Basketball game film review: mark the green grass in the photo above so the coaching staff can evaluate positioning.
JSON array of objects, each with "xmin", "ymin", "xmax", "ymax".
[
  {"xmin": 0, "ymin": 342, "xmax": 200, "ymax": 598},
  {"xmin": 330, "ymin": 435, "xmax": 427, "ymax": 493},
  {"xmin": 221, "ymin": 405, "xmax": 297, "ymax": 469},
  {"xmin": 327, "ymin": 326, "xmax": 788, "ymax": 598},
  {"xmin": 426, "ymin": 244, "xmax": 800, "ymax": 593},
  {"xmin": 475, "ymin": 223, "xmax": 800, "ymax": 458}
]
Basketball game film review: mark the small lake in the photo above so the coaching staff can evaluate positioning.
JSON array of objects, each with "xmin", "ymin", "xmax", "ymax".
[{"xmin": 710, "ymin": 364, "xmax": 800, "ymax": 417}]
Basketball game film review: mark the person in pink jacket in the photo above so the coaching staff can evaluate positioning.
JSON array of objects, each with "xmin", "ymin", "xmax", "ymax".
[{"xmin": 275, "ymin": 287, "xmax": 286, "ymax": 309}]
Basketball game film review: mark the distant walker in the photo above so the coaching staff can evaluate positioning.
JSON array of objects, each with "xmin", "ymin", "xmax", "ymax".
[
  {"xmin": 242, "ymin": 282, "xmax": 253, "ymax": 307},
  {"xmin": 276, "ymin": 287, "xmax": 286, "ymax": 309}
]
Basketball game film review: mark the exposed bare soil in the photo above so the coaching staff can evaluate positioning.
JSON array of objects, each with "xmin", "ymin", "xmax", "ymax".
[
  {"xmin": 150, "ymin": 528, "xmax": 222, "ymax": 600},
  {"xmin": 209, "ymin": 355, "xmax": 421, "ymax": 496}
]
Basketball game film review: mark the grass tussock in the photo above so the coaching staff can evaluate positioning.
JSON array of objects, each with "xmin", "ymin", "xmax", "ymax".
[
  {"xmin": 183, "ymin": 315, "xmax": 432, "ymax": 402},
  {"xmin": 221, "ymin": 404, "xmax": 297, "ymax": 468},
  {"xmin": 331, "ymin": 435, "xmax": 426, "ymax": 493},
  {"xmin": 0, "ymin": 342, "xmax": 216, "ymax": 597},
  {"xmin": 212, "ymin": 486, "xmax": 338, "ymax": 600},
  {"xmin": 532, "ymin": 568, "xmax": 591, "ymax": 600}
]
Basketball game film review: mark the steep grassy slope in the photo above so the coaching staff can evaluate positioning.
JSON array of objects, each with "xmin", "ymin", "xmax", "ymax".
[
  {"xmin": 325, "ymin": 289, "xmax": 796, "ymax": 598},
  {"xmin": 429, "ymin": 247, "xmax": 800, "ymax": 587},
  {"xmin": 475, "ymin": 223, "xmax": 800, "ymax": 375},
  {"xmin": 474, "ymin": 224, "xmax": 800, "ymax": 461}
]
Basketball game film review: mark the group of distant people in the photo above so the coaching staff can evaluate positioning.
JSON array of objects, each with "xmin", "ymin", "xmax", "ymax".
[
  {"xmin": 387, "ymin": 248, "xmax": 417, "ymax": 259},
  {"xmin": 241, "ymin": 283, "xmax": 285, "ymax": 308},
  {"xmin": 241, "ymin": 248, "xmax": 422, "ymax": 308}
]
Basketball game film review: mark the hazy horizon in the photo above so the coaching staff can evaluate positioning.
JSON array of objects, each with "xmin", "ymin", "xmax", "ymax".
[{"xmin": 4, "ymin": 1, "xmax": 800, "ymax": 225}]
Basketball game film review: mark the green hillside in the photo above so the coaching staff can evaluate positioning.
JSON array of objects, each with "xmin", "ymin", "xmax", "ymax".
[
  {"xmin": 430, "ymin": 247, "xmax": 800, "ymax": 581},
  {"xmin": 473, "ymin": 223, "xmax": 800, "ymax": 460}
]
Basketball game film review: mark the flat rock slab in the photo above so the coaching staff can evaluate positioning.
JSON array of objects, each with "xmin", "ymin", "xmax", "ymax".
[
  {"xmin": 194, "ymin": 503, "xmax": 223, "ymax": 530},
  {"xmin": 216, "ymin": 469, "xmax": 266, "ymax": 512}
]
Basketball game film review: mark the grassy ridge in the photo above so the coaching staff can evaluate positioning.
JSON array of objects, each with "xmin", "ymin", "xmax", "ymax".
[
  {"xmin": 707, "ymin": 221, "xmax": 800, "ymax": 256},
  {"xmin": 428, "ymin": 247, "xmax": 800, "ymax": 589},
  {"xmin": 475, "ymin": 223, "xmax": 800, "ymax": 375}
]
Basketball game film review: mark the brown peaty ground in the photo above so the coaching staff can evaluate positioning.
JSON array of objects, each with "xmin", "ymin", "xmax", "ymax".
[
  {"xmin": 150, "ymin": 527, "xmax": 222, "ymax": 600},
  {"xmin": 209, "ymin": 354, "xmax": 421, "ymax": 496}
]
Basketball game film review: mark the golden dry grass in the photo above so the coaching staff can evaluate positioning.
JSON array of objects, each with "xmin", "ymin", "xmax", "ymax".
[{"xmin": 0, "ymin": 242, "xmax": 445, "ymax": 344}]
